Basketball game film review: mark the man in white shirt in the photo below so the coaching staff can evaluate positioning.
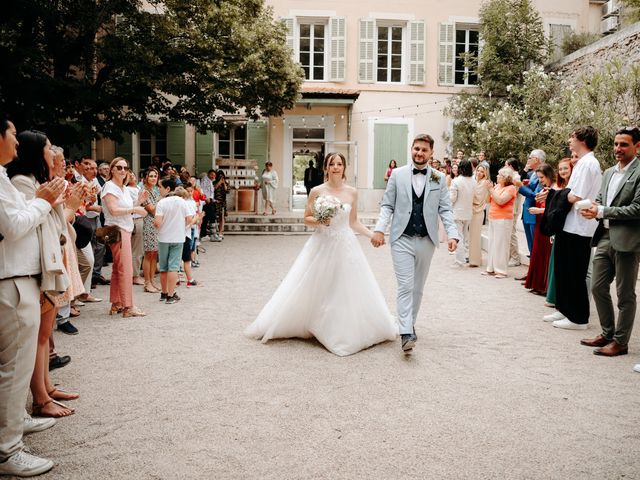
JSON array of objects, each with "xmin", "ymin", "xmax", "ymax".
[
  {"xmin": 580, "ymin": 127, "xmax": 640, "ymax": 359},
  {"xmin": 544, "ymin": 126, "xmax": 602, "ymax": 330},
  {"xmin": 0, "ymin": 118, "xmax": 64, "ymax": 477}
]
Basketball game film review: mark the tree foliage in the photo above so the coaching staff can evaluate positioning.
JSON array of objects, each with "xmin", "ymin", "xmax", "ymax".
[
  {"xmin": 476, "ymin": 0, "xmax": 550, "ymax": 97},
  {"xmin": 561, "ymin": 32, "xmax": 602, "ymax": 57},
  {"xmin": 0, "ymin": 0, "xmax": 304, "ymax": 146}
]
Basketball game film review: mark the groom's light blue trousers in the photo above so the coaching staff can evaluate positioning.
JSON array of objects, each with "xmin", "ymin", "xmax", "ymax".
[{"xmin": 391, "ymin": 234, "xmax": 436, "ymax": 335}]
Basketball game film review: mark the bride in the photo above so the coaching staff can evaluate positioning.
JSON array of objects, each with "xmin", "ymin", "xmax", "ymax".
[{"xmin": 244, "ymin": 152, "xmax": 398, "ymax": 356}]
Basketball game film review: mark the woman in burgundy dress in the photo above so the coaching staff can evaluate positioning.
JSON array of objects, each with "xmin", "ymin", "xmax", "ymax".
[{"xmin": 524, "ymin": 164, "xmax": 556, "ymax": 295}]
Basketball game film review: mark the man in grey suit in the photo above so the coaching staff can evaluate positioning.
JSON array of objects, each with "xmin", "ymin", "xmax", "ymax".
[
  {"xmin": 372, "ymin": 134, "xmax": 459, "ymax": 352},
  {"xmin": 580, "ymin": 126, "xmax": 640, "ymax": 358}
]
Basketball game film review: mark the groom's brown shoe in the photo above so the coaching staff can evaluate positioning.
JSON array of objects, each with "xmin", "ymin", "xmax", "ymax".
[
  {"xmin": 594, "ymin": 341, "xmax": 628, "ymax": 357},
  {"xmin": 580, "ymin": 335, "xmax": 611, "ymax": 348}
]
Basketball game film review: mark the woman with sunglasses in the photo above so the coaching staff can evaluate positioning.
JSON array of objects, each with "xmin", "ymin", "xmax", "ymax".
[{"xmin": 100, "ymin": 158, "xmax": 148, "ymax": 317}]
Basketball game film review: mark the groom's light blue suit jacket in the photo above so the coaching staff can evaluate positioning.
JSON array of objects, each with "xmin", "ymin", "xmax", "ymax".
[{"xmin": 374, "ymin": 165, "xmax": 459, "ymax": 244}]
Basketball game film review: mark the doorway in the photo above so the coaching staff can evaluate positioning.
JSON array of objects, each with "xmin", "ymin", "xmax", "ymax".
[{"xmin": 291, "ymin": 127, "xmax": 325, "ymax": 210}]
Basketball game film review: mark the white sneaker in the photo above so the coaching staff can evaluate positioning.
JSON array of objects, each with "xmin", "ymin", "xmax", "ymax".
[
  {"xmin": 633, "ymin": 364, "xmax": 640, "ymax": 373},
  {"xmin": 0, "ymin": 450, "xmax": 54, "ymax": 477},
  {"xmin": 552, "ymin": 318, "xmax": 588, "ymax": 330},
  {"xmin": 543, "ymin": 311, "xmax": 566, "ymax": 322},
  {"xmin": 508, "ymin": 259, "xmax": 522, "ymax": 267},
  {"xmin": 23, "ymin": 415, "xmax": 56, "ymax": 434}
]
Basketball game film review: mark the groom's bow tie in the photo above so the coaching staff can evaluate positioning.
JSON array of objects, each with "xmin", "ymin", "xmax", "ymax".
[{"xmin": 412, "ymin": 168, "xmax": 427, "ymax": 175}]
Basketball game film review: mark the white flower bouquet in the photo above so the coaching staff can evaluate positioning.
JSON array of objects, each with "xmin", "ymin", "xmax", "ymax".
[{"xmin": 313, "ymin": 195, "xmax": 343, "ymax": 223}]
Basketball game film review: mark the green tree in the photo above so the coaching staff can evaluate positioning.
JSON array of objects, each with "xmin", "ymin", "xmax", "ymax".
[
  {"xmin": 0, "ymin": 0, "xmax": 303, "ymax": 146},
  {"xmin": 477, "ymin": 0, "xmax": 550, "ymax": 97}
]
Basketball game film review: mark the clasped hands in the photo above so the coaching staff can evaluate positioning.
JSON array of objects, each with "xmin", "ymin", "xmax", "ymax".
[
  {"xmin": 580, "ymin": 201, "xmax": 599, "ymax": 219},
  {"xmin": 370, "ymin": 232, "xmax": 458, "ymax": 252}
]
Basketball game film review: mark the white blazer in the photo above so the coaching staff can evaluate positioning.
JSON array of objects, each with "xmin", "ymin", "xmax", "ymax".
[{"xmin": 450, "ymin": 176, "xmax": 475, "ymax": 221}]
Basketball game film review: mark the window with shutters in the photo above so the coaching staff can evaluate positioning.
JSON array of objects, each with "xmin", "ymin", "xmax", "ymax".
[
  {"xmin": 218, "ymin": 125, "xmax": 247, "ymax": 159},
  {"xmin": 454, "ymin": 26, "xmax": 479, "ymax": 86},
  {"xmin": 299, "ymin": 22, "xmax": 327, "ymax": 81},
  {"xmin": 376, "ymin": 25, "xmax": 404, "ymax": 83}
]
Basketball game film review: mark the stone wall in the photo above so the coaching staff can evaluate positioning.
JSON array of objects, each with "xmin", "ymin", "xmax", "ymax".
[{"xmin": 549, "ymin": 22, "xmax": 640, "ymax": 78}]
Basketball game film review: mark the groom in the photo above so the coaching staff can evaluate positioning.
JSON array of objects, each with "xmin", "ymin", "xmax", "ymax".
[{"xmin": 372, "ymin": 134, "xmax": 459, "ymax": 352}]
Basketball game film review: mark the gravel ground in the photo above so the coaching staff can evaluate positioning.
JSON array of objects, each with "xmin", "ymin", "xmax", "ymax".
[{"xmin": 27, "ymin": 234, "xmax": 640, "ymax": 480}]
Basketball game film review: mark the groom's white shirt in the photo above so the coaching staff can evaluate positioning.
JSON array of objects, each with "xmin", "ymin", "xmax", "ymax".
[{"xmin": 374, "ymin": 164, "xmax": 459, "ymax": 244}]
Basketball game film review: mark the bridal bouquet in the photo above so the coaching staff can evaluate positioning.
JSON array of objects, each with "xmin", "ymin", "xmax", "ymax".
[{"xmin": 313, "ymin": 195, "xmax": 343, "ymax": 223}]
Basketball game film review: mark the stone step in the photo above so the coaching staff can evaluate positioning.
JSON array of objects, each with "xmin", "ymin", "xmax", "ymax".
[
  {"xmin": 225, "ymin": 223, "xmax": 313, "ymax": 233},
  {"xmin": 227, "ymin": 215, "xmax": 377, "ymax": 225}
]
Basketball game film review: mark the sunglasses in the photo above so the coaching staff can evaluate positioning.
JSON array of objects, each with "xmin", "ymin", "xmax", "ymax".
[{"xmin": 114, "ymin": 165, "xmax": 130, "ymax": 171}]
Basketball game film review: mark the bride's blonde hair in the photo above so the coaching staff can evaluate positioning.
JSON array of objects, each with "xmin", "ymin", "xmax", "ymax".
[{"xmin": 323, "ymin": 152, "xmax": 347, "ymax": 181}]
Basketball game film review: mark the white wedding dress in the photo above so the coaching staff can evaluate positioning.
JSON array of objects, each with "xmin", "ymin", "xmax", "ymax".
[{"xmin": 244, "ymin": 204, "xmax": 397, "ymax": 356}]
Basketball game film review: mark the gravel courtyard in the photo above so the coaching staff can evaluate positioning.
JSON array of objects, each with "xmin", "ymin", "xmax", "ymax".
[{"xmin": 29, "ymin": 235, "xmax": 640, "ymax": 479}]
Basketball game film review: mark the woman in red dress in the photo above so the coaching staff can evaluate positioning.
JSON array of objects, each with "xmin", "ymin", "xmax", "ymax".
[{"xmin": 524, "ymin": 164, "xmax": 556, "ymax": 295}]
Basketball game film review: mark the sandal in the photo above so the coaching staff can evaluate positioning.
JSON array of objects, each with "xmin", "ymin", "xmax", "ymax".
[
  {"xmin": 32, "ymin": 399, "xmax": 74, "ymax": 418},
  {"xmin": 70, "ymin": 306, "xmax": 81, "ymax": 317},
  {"xmin": 48, "ymin": 388, "xmax": 79, "ymax": 401},
  {"xmin": 144, "ymin": 283, "xmax": 160, "ymax": 293},
  {"xmin": 109, "ymin": 304, "xmax": 124, "ymax": 315},
  {"xmin": 122, "ymin": 307, "xmax": 146, "ymax": 318}
]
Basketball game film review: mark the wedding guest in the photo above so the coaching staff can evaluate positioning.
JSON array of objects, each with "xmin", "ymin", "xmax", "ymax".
[
  {"xmin": 504, "ymin": 158, "xmax": 523, "ymax": 267},
  {"xmin": 97, "ymin": 162, "xmax": 109, "ymax": 186},
  {"xmin": 450, "ymin": 159, "xmax": 475, "ymax": 266},
  {"xmin": 126, "ymin": 171, "xmax": 145, "ymax": 286},
  {"xmin": 384, "ymin": 159, "xmax": 397, "ymax": 183},
  {"xmin": 544, "ymin": 158, "xmax": 573, "ymax": 308},
  {"xmin": 261, "ymin": 162, "xmax": 278, "ymax": 215},
  {"xmin": 580, "ymin": 126, "xmax": 640, "ymax": 357},
  {"xmin": 484, "ymin": 168, "xmax": 517, "ymax": 278},
  {"xmin": 304, "ymin": 160, "xmax": 316, "ymax": 195},
  {"xmin": 446, "ymin": 162, "xmax": 459, "ymax": 188},
  {"xmin": 140, "ymin": 167, "xmax": 161, "ymax": 293},
  {"xmin": 469, "ymin": 164, "xmax": 491, "ymax": 267},
  {"xmin": 176, "ymin": 187, "xmax": 199, "ymax": 287},
  {"xmin": 523, "ymin": 164, "xmax": 555, "ymax": 294},
  {"xmin": 0, "ymin": 119, "xmax": 62, "ymax": 477},
  {"xmin": 544, "ymin": 126, "xmax": 602, "ymax": 330},
  {"xmin": 518, "ymin": 150, "xmax": 545, "ymax": 260},
  {"xmin": 214, "ymin": 169, "xmax": 230, "ymax": 239},
  {"xmin": 199, "ymin": 169, "xmax": 216, "ymax": 239},
  {"xmin": 8, "ymin": 131, "xmax": 83, "ymax": 419},
  {"xmin": 101, "ymin": 157, "xmax": 148, "ymax": 317},
  {"xmin": 155, "ymin": 177, "xmax": 192, "ymax": 304}
]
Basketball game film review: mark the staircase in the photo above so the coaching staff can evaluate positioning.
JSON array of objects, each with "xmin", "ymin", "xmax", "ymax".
[{"xmin": 224, "ymin": 212, "xmax": 379, "ymax": 235}]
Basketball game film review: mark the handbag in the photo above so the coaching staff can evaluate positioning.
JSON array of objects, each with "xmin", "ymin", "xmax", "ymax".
[
  {"xmin": 96, "ymin": 225, "xmax": 122, "ymax": 245},
  {"xmin": 73, "ymin": 215, "xmax": 95, "ymax": 249}
]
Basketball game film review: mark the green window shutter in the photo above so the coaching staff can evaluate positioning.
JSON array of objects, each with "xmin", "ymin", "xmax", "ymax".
[
  {"xmin": 247, "ymin": 120, "xmax": 269, "ymax": 173},
  {"xmin": 373, "ymin": 123, "xmax": 408, "ymax": 189},
  {"xmin": 115, "ymin": 133, "xmax": 133, "ymax": 161},
  {"xmin": 195, "ymin": 131, "xmax": 214, "ymax": 174},
  {"xmin": 167, "ymin": 122, "xmax": 186, "ymax": 166}
]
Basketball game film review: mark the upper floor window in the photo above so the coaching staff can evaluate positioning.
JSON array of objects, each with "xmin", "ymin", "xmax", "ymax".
[
  {"xmin": 376, "ymin": 25, "xmax": 403, "ymax": 83},
  {"xmin": 299, "ymin": 23, "xmax": 326, "ymax": 81},
  {"xmin": 359, "ymin": 19, "xmax": 424, "ymax": 85},
  {"xmin": 454, "ymin": 27, "xmax": 479, "ymax": 86}
]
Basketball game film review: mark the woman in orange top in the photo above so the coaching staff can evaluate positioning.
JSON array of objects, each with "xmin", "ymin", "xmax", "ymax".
[{"xmin": 484, "ymin": 167, "xmax": 517, "ymax": 278}]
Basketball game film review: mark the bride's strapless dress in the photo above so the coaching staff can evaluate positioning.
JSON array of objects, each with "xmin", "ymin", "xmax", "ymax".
[{"xmin": 244, "ymin": 204, "xmax": 397, "ymax": 356}]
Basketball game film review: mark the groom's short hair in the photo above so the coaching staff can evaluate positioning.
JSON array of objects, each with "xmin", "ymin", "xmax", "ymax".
[{"xmin": 412, "ymin": 134, "xmax": 434, "ymax": 149}]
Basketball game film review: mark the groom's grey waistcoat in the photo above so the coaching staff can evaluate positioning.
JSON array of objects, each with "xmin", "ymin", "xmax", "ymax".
[
  {"xmin": 403, "ymin": 187, "xmax": 429, "ymax": 238},
  {"xmin": 375, "ymin": 164, "xmax": 459, "ymax": 244}
]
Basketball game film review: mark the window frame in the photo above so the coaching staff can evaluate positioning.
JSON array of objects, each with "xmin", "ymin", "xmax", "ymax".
[
  {"xmin": 374, "ymin": 20, "xmax": 407, "ymax": 85},
  {"xmin": 217, "ymin": 124, "xmax": 247, "ymax": 160},
  {"xmin": 297, "ymin": 19, "xmax": 329, "ymax": 82},
  {"xmin": 454, "ymin": 25, "xmax": 480, "ymax": 87}
]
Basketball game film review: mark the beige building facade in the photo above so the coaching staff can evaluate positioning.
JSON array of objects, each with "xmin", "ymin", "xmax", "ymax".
[{"xmin": 100, "ymin": 0, "xmax": 606, "ymax": 211}]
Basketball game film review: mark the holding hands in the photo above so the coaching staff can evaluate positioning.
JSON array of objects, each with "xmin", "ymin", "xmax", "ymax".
[{"xmin": 371, "ymin": 231, "xmax": 385, "ymax": 248}]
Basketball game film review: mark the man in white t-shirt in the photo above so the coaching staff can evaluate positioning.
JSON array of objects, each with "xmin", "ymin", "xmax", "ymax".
[
  {"xmin": 154, "ymin": 177, "xmax": 192, "ymax": 305},
  {"xmin": 544, "ymin": 126, "xmax": 602, "ymax": 330}
]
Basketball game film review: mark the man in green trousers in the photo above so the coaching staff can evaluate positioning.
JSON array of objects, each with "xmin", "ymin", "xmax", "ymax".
[{"xmin": 580, "ymin": 126, "xmax": 640, "ymax": 361}]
